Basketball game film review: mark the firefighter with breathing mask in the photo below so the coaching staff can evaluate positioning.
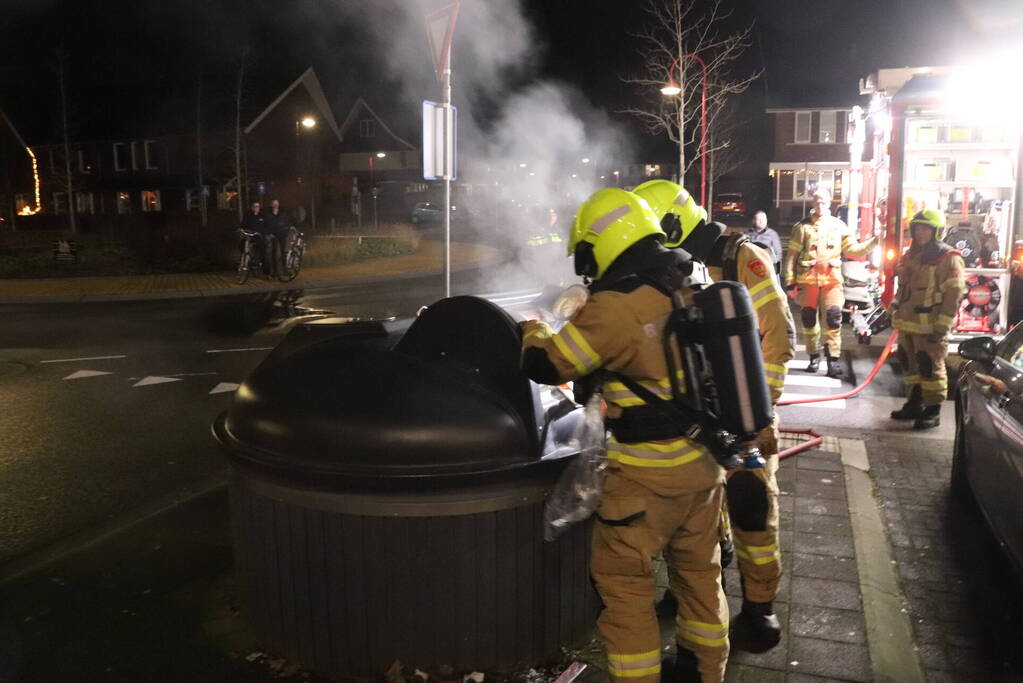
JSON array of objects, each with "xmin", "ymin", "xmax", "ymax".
[
  {"xmin": 889, "ymin": 209, "xmax": 965, "ymax": 429},
  {"xmin": 520, "ymin": 187, "xmax": 730, "ymax": 682},
  {"xmin": 634, "ymin": 179, "xmax": 794, "ymax": 654}
]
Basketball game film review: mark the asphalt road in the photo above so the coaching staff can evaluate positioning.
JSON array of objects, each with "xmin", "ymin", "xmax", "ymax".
[{"xmin": 0, "ymin": 264, "xmax": 531, "ymax": 569}]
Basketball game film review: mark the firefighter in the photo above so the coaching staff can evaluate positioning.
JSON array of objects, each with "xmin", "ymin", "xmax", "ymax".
[
  {"xmin": 782, "ymin": 188, "xmax": 877, "ymax": 378},
  {"xmin": 634, "ymin": 179, "xmax": 794, "ymax": 654},
  {"xmin": 521, "ymin": 187, "xmax": 729, "ymax": 682},
  {"xmin": 889, "ymin": 209, "xmax": 966, "ymax": 429}
]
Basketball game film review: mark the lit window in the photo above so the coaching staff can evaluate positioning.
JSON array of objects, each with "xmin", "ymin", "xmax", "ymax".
[
  {"xmin": 75, "ymin": 191, "xmax": 94, "ymax": 214},
  {"xmin": 113, "ymin": 143, "xmax": 129, "ymax": 172},
  {"xmin": 359, "ymin": 119, "xmax": 374, "ymax": 137},
  {"xmin": 117, "ymin": 191, "xmax": 132, "ymax": 214},
  {"xmin": 819, "ymin": 111, "xmax": 837, "ymax": 144},
  {"xmin": 15, "ymin": 194, "xmax": 30, "ymax": 213},
  {"xmin": 794, "ymin": 170, "xmax": 806, "ymax": 199},
  {"xmin": 644, "ymin": 164, "xmax": 662, "ymax": 177},
  {"xmin": 141, "ymin": 190, "xmax": 161, "ymax": 212},
  {"xmin": 53, "ymin": 192, "xmax": 67, "ymax": 215},
  {"xmin": 78, "ymin": 149, "xmax": 92, "ymax": 174},
  {"xmin": 144, "ymin": 140, "xmax": 158, "ymax": 170},
  {"xmin": 794, "ymin": 112, "xmax": 811, "ymax": 144}
]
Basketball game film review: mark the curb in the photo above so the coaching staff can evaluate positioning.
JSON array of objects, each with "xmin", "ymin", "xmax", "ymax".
[
  {"xmin": 0, "ymin": 244, "xmax": 503, "ymax": 305},
  {"xmin": 840, "ymin": 437, "xmax": 925, "ymax": 683}
]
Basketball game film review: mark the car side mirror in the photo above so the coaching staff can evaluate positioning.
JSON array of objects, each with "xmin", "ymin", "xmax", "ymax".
[{"xmin": 958, "ymin": 336, "xmax": 997, "ymax": 364}]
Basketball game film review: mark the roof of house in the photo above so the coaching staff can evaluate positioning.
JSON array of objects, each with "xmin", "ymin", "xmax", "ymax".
[
  {"xmin": 338, "ymin": 97, "xmax": 416, "ymax": 151},
  {"xmin": 0, "ymin": 107, "xmax": 30, "ymax": 148},
  {"xmin": 244, "ymin": 67, "xmax": 343, "ymax": 141}
]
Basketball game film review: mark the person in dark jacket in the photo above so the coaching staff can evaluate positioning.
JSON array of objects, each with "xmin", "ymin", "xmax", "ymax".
[
  {"xmin": 264, "ymin": 199, "xmax": 292, "ymax": 273},
  {"xmin": 747, "ymin": 211, "xmax": 783, "ymax": 271}
]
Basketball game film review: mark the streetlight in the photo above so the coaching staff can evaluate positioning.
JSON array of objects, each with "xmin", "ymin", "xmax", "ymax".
[
  {"xmin": 296, "ymin": 116, "xmax": 319, "ymax": 229},
  {"xmin": 301, "ymin": 116, "xmax": 317, "ymax": 129},
  {"xmin": 376, "ymin": 151, "xmax": 387, "ymax": 158},
  {"xmin": 581, "ymin": 157, "xmax": 591, "ymax": 164},
  {"xmin": 661, "ymin": 53, "xmax": 708, "ymax": 207}
]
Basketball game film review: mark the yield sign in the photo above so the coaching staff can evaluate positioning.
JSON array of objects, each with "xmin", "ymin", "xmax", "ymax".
[{"xmin": 425, "ymin": 1, "xmax": 460, "ymax": 82}]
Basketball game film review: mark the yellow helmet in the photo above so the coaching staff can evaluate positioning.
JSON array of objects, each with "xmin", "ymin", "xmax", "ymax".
[
  {"xmin": 568, "ymin": 188, "xmax": 663, "ymax": 279},
  {"xmin": 633, "ymin": 179, "xmax": 707, "ymax": 248},
  {"xmin": 910, "ymin": 208, "xmax": 947, "ymax": 241}
]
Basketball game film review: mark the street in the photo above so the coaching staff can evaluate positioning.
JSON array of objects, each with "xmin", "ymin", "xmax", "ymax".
[
  {"xmin": 0, "ymin": 264, "xmax": 507, "ymax": 568},
  {"xmin": 3, "ymin": 275, "xmax": 1023, "ymax": 681}
]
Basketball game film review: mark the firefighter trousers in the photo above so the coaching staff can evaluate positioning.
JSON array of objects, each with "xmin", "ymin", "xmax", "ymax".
[
  {"xmin": 724, "ymin": 416, "xmax": 781, "ymax": 604},
  {"xmin": 592, "ymin": 472, "xmax": 729, "ymax": 683},
  {"xmin": 897, "ymin": 332, "xmax": 949, "ymax": 406},
  {"xmin": 795, "ymin": 283, "xmax": 844, "ymax": 357}
]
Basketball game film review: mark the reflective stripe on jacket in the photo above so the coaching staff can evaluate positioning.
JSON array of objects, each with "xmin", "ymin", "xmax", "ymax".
[
  {"xmin": 891, "ymin": 245, "xmax": 966, "ymax": 335},
  {"xmin": 521, "ymin": 284, "xmax": 723, "ymax": 496},
  {"xmin": 709, "ymin": 242, "xmax": 795, "ymax": 402},
  {"xmin": 782, "ymin": 215, "xmax": 876, "ymax": 287}
]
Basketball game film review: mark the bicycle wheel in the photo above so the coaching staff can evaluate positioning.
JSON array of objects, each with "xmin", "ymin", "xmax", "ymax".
[
  {"xmin": 281, "ymin": 243, "xmax": 302, "ymax": 282},
  {"xmin": 236, "ymin": 244, "xmax": 251, "ymax": 284}
]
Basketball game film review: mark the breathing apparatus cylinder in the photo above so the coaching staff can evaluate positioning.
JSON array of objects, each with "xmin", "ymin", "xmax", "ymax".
[{"xmin": 691, "ymin": 281, "xmax": 774, "ymax": 467}]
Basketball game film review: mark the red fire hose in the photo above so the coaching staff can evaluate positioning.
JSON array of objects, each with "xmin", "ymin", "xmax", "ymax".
[{"xmin": 776, "ymin": 330, "xmax": 900, "ymax": 458}]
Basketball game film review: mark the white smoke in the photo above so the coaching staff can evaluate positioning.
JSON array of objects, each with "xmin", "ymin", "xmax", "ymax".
[{"xmin": 329, "ymin": 0, "xmax": 632, "ymax": 291}]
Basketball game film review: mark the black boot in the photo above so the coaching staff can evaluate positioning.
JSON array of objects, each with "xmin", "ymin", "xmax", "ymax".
[
  {"xmin": 804, "ymin": 353, "xmax": 821, "ymax": 373},
  {"xmin": 913, "ymin": 404, "xmax": 941, "ymax": 429},
  {"xmin": 662, "ymin": 644, "xmax": 701, "ymax": 683},
  {"xmin": 891, "ymin": 385, "xmax": 924, "ymax": 420},
  {"xmin": 729, "ymin": 600, "xmax": 782, "ymax": 653},
  {"xmin": 825, "ymin": 354, "xmax": 844, "ymax": 379}
]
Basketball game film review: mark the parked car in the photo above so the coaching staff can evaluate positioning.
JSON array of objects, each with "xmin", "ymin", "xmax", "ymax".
[
  {"xmin": 410, "ymin": 202, "xmax": 465, "ymax": 225},
  {"xmin": 711, "ymin": 193, "xmax": 747, "ymax": 220},
  {"xmin": 953, "ymin": 331, "xmax": 1023, "ymax": 579}
]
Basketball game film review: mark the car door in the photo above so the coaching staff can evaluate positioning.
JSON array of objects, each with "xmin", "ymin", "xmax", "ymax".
[{"xmin": 989, "ymin": 329, "xmax": 1023, "ymax": 569}]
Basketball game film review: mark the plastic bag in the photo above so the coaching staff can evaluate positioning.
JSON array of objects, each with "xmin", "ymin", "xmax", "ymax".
[{"xmin": 543, "ymin": 395, "xmax": 608, "ymax": 541}]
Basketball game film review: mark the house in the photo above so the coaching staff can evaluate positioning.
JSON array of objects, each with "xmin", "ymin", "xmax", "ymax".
[
  {"xmin": 9, "ymin": 67, "xmax": 345, "ymax": 233},
  {"xmin": 0, "ymin": 107, "xmax": 38, "ymax": 227},
  {"xmin": 766, "ymin": 104, "xmax": 871, "ymax": 223}
]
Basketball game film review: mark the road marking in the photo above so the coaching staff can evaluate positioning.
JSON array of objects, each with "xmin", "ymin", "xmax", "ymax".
[
  {"xmin": 205, "ymin": 347, "xmax": 273, "ymax": 354},
  {"xmin": 778, "ymin": 394, "xmax": 847, "ymax": 409},
  {"xmin": 133, "ymin": 376, "xmax": 183, "ymax": 387},
  {"xmin": 41, "ymin": 354, "xmax": 126, "ymax": 364},
  {"xmin": 63, "ymin": 370, "xmax": 113, "ymax": 380},
  {"xmin": 209, "ymin": 382, "xmax": 240, "ymax": 395},
  {"xmin": 782, "ymin": 374, "xmax": 844, "ymax": 389}
]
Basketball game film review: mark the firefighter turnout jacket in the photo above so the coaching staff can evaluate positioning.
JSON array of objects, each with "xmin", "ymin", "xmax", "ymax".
[
  {"xmin": 521, "ymin": 245, "xmax": 729, "ymax": 682},
  {"xmin": 891, "ymin": 241, "xmax": 966, "ymax": 336},
  {"xmin": 782, "ymin": 214, "xmax": 876, "ymax": 288},
  {"xmin": 707, "ymin": 236, "xmax": 794, "ymax": 403}
]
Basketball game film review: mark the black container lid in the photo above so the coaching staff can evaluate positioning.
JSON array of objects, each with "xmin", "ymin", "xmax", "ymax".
[{"xmin": 216, "ymin": 297, "xmax": 545, "ymax": 484}]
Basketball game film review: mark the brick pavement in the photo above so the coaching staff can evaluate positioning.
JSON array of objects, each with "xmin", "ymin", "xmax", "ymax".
[{"xmin": 867, "ymin": 433, "xmax": 1023, "ymax": 683}]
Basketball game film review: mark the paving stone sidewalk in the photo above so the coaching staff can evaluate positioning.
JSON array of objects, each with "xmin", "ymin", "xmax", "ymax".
[
  {"xmin": 718, "ymin": 443, "xmax": 874, "ymax": 683},
  {"xmin": 867, "ymin": 433, "xmax": 1023, "ymax": 683}
]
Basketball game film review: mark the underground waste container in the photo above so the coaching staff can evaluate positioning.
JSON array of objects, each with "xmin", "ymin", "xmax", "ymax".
[{"xmin": 214, "ymin": 296, "xmax": 599, "ymax": 677}]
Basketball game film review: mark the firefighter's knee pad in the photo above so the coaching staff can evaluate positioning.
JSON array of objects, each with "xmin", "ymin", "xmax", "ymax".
[
  {"xmin": 917, "ymin": 351, "xmax": 934, "ymax": 379},
  {"xmin": 800, "ymin": 306, "xmax": 817, "ymax": 328},
  {"xmin": 725, "ymin": 470, "xmax": 769, "ymax": 531},
  {"xmin": 825, "ymin": 306, "xmax": 843, "ymax": 329}
]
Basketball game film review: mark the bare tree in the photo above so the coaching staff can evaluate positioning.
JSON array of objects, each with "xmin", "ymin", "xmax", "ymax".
[
  {"xmin": 623, "ymin": 0, "xmax": 759, "ymax": 193},
  {"xmin": 56, "ymin": 50, "xmax": 77, "ymax": 234}
]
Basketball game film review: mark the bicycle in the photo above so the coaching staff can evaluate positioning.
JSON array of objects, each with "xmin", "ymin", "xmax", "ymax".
[
  {"xmin": 236, "ymin": 229, "xmax": 272, "ymax": 284},
  {"xmin": 279, "ymin": 227, "xmax": 306, "ymax": 282}
]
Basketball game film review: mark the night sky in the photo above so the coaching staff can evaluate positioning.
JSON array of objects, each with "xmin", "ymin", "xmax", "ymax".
[{"xmin": 2, "ymin": 0, "xmax": 1022, "ymax": 164}]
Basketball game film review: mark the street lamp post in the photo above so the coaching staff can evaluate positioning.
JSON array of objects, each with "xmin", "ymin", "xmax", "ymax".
[
  {"xmin": 296, "ymin": 116, "xmax": 317, "ymax": 228},
  {"xmin": 661, "ymin": 53, "xmax": 708, "ymax": 207}
]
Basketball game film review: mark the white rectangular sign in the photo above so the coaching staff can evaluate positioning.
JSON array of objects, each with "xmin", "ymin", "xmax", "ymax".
[{"xmin": 422, "ymin": 100, "xmax": 457, "ymax": 181}]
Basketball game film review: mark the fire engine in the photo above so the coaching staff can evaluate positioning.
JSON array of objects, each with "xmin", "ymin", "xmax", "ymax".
[{"xmin": 849, "ymin": 63, "xmax": 1023, "ymax": 341}]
